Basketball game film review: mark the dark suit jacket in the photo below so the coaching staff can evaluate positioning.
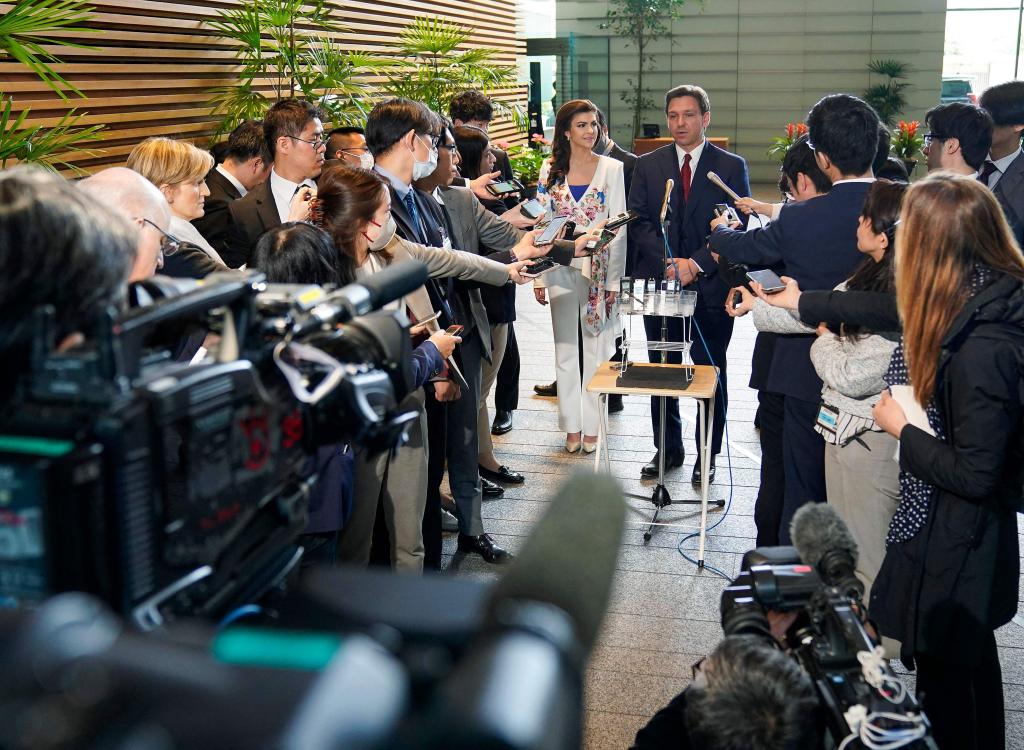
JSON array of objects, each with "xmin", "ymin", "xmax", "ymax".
[
  {"xmin": 192, "ymin": 167, "xmax": 242, "ymax": 255},
  {"xmin": 606, "ymin": 141, "xmax": 638, "ymax": 197},
  {"xmin": 710, "ymin": 182, "xmax": 871, "ymax": 401},
  {"xmin": 992, "ymin": 151, "xmax": 1024, "ymax": 247},
  {"xmin": 628, "ymin": 142, "xmax": 751, "ymax": 309},
  {"xmin": 222, "ymin": 181, "xmax": 280, "ymax": 269}
]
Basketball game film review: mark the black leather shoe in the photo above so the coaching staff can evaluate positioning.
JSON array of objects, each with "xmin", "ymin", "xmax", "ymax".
[
  {"xmin": 533, "ymin": 381, "xmax": 557, "ymax": 397},
  {"xmin": 641, "ymin": 449, "xmax": 685, "ymax": 479},
  {"xmin": 691, "ymin": 459, "xmax": 716, "ymax": 485},
  {"xmin": 491, "ymin": 410, "xmax": 513, "ymax": 435},
  {"xmin": 607, "ymin": 394, "xmax": 624, "ymax": 413},
  {"xmin": 481, "ymin": 477, "xmax": 505, "ymax": 498},
  {"xmin": 457, "ymin": 533, "xmax": 513, "ymax": 564},
  {"xmin": 480, "ymin": 464, "xmax": 524, "ymax": 484}
]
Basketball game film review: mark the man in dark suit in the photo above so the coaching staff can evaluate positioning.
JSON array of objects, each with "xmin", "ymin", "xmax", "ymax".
[
  {"xmin": 629, "ymin": 84, "xmax": 750, "ymax": 483},
  {"xmin": 367, "ymin": 97, "xmax": 513, "ymax": 565},
  {"xmin": 979, "ymin": 81, "xmax": 1024, "ymax": 246},
  {"xmin": 449, "ymin": 89, "xmax": 522, "ymax": 435},
  {"xmin": 193, "ymin": 120, "xmax": 270, "ymax": 253},
  {"xmin": 921, "ymin": 102, "xmax": 993, "ymax": 177},
  {"xmin": 222, "ymin": 100, "xmax": 325, "ymax": 268},
  {"xmin": 710, "ymin": 93, "xmax": 879, "ymax": 544}
]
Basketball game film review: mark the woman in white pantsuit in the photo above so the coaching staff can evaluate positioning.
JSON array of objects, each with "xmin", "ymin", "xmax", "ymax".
[{"xmin": 534, "ymin": 99, "xmax": 627, "ymax": 453}]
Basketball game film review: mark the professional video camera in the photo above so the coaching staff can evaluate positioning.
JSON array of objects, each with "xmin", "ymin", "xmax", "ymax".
[
  {"xmin": 0, "ymin": 474, "xmax": 626, "ymax": 750},
  {"xmin": 0, "ymin": 263, "xmax": 428, "ymax": 628},
  {"xmin": 720, "ymin": 504, "xmax": 938, "ymax": 750}
]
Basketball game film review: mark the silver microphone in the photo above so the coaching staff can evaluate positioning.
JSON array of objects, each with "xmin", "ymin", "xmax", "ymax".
[
  {"xmin": 707, "ymin": 171, "xmax": 741, "ymax": 202},
  {"xmin": 659, "ymin": 178, "xmax": 675, "ymax": 224}
]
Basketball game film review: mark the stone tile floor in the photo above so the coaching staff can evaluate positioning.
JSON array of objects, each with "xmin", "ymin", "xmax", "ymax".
[{"xmin": 442, "ymin": 284, "xmax": 1024, "ymax": 749}]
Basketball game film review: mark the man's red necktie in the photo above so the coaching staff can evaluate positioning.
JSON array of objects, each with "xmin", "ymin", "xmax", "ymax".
[{"xmin": 681, "ymin": 152, "xmax": 692, "ymax": 202}]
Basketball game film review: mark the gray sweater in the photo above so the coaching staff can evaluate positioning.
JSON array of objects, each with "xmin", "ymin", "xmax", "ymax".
[{"xmin": 751, "ymin": 286, "xmax": 898, "ymax": 419}]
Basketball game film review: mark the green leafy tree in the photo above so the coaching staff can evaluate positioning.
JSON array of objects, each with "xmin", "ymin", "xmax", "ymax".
[
  {"xmin": 205, "ymin": 0, "xmax": 390, "ymax": 135},
  {"xmin": 0, "ymin": 0, "xmax": 104, "ymax": 172},
  {"xmin": 604, "ymin": 0, "xmax": 702, "ymax": 143},
  {"xmin": 381, "ymin": 17, "xmax": 524, "ymax": 127},
  {"xmin": 863, "ymin": 58, "xmax": 911, "ymax": 127}
]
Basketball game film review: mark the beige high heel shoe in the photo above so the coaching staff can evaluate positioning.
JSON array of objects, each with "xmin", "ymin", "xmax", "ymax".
[
  {"xmin": 581, "ymin": 437, "xmax": 598, "ymax": 454},
  {"xmin": 565, "ymin": 434, "xmax": 582, "ymax": 453}
]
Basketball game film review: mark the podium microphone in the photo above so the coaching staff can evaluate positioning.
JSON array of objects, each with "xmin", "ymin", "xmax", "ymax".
[
  {"xmin": 659, "ymin": 178, "xmax": 675, "ymax": 224},
  {"xmin": 707, "ymin": 171, "xmax": 741, "ymax": 202}
]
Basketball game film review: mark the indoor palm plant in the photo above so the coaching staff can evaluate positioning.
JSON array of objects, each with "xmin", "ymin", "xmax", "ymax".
[
  {"xmin": 205, "ymin": 0, "xmax": 389, "ymax": 135},
  {"xmin": 381, "ymin": 16, "xmax": 524, "ymax": 128},
  {"xmin": 0, "ymin": 0, "xmax": 104, "ymax": 172},
  {"xmin": 863, "ymin": 58, "xmax": 910, "ymax": 127}
]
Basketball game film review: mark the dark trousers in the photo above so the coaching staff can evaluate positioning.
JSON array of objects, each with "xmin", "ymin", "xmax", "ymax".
[
  {"xmin": 779, "ymin": 395, "xmax": 826, "ymax": 544},
  {"xmin": 298, "ymin": 531, "xmax": 338, "ymax": 569},
  {"xmin": 494, "ymin": 322, "xmax": 519, "ymax": 412},
  {"xmin": 643, "ymin": 307, "xmax": 733, "ymax": 455},
  {"xmin": 916, "ymin": 630, "xmax": 1004, "ymax": 750},
  {"xmin": 424, "ymin": 331, "xmax": 485, "ymax": 569},
  {"xmin": 754, "ymin": 390, "xmax": 785, "ymax": 547}
]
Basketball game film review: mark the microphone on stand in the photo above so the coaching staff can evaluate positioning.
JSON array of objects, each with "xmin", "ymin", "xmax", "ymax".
[{"xmin": 659, "ymin": 178, "xmax": 675, "ymax": 224}]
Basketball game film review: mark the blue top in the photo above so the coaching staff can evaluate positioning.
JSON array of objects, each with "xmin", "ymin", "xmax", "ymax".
[{"xmin": 568, "ymin": 184, "xmax": 589, "ymax": 202}]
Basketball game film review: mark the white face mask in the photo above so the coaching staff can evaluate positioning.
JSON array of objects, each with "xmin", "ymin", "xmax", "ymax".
[
  {"xmin": 411, "ymin": 135, "xmax": 438, "ymax": 181},
  {"xmin": 357, "ymin": 151, "xmax": 374, "ymax": 170},
  {"xmin": 363, "ymin": 214, "xmax": 397, "ymax": 252}
]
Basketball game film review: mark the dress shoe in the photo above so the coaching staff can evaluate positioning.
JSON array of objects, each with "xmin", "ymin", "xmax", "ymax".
[
  {"xmin": 582, "ymin": 436, "xmax": 598, "ymax": 454},
  {"xmin": 691, "ymin": 459, "xmax": 716, "ymax": 485},
  {"xmin": 457, "ymin": 533, "xmax": 513, "ymax": 564},
  {"xmin": 440, "ymin": 507, "xmax": 459, "ymax": 533},
  {"xmin": 481, "ymin": 477, "xmax": 505, "ymax": 498},
  {"xmin": 565, "ymin": 438, "xmax": 581, "ymax": 453},
  {"xmin": 607, "ymin": 394, "xmax": 624, "ymax": 413},
  {"xmin": 533, "ymin": 381, "xmax": 557, "ymax": 397},
  {"xmin": 491, "ymin": 409, "xmax": 513, "ymax": 435},
  {"xmin": 480, "ymin": 464, "xmax": 525, "ymax": 484},
  {"xmin": 641, "ymin": 448, "xmax": 685, "ymax": 479}
]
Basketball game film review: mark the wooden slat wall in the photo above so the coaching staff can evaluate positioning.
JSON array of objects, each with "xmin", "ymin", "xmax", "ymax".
[{"xmin": 1, "ymin": 0, "xmax": 526, "ymax": 173}]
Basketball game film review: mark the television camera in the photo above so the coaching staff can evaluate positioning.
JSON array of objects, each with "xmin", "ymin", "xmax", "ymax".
[{"xmin": 0, "ymin": 263, "xmax": 428, "ymax": 628}]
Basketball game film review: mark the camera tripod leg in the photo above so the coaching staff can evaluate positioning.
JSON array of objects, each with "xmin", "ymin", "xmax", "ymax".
[{"xmin": 643, "ymin": 503, "xmax": 663, "ymax": 544}]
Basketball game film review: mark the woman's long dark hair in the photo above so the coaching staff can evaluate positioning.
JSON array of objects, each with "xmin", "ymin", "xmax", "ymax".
[
  {"xmin": 545, "ymin": 99, "xmax": 598, "ymax": 190},
  {"xmin": 842, "ymin": 179, "xmax": 906, "ymax": 338},
  {"xmin": 254, "ymin": 222, "xmax": 340, "ymax": 286},
  {"xmin": 315, "ymin": 162, "xmax": 389, "ymax": 280},
  {"xmin": 452, "ymin": 125, "xmax": 490, "ymax": 181}
]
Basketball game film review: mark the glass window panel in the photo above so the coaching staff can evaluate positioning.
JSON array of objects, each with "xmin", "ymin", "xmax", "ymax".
[{"xmin": 944, "ymin": 8, "xmax": 1022, "ymax": 95}]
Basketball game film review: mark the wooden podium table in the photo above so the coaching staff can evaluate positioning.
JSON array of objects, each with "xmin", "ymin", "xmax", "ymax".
[{"xmin": 587, "ymin": 361, "xmax": 722, "ymax": 564}]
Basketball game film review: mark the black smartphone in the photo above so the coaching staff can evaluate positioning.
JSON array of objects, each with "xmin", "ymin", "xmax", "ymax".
[
  {"xmin": 585, "ymin": 228, "xmax": 618, "ymax": 253},
  {"xmin": 523, "ymin": 257, "xmax": 558, "ymax": 276},
  {"xmin": 604, "ymin": 210, "xmax": 638, "ymax": 231},
  {"xmin": 485, "ymin": 179, "xmax": 522, "ymax": 197},
  {"xmin": 533, "ymin": 216, "xmax": 570, "ymax": 245},
  {"xmin": 520, "ymin": 198, "xmax": 544, "ymax": 220},
  {"xmin": 444, "ymin": 324, "xmax": 464, "ymax": 336},
  {"xmin": 745, "ymin": 269, "xmax": 787, "ymax": 293}
]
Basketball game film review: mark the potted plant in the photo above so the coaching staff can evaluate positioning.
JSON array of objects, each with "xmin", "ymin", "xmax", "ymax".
[
  {"xmin": 767, "ymin": 122, "xmax": 807, "ymax": 162},
  {"xmin": 500, "ymin": 133, "xmax": 551, "ymax": 197},
  {"xmin": 892, "ymin": 120, "xmax": 924, "ymax": 176}
]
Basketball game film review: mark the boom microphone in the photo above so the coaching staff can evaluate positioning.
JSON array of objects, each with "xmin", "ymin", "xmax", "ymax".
[
  {"xmin": 790, "ymin": 504, "xmax": 863, "ymax": 601},
  {"xmin": 706, "ymin": 171, "xmax": 742, "ymax": 202},
  {"xmin": 659, "ymin": 178, "xmax": 675, "ymax": 224},
  {"xmin": 417, "ymin": 474, "xmax": 626, "ymax": 750}
]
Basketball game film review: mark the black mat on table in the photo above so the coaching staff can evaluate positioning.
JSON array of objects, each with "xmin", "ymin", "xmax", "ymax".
[{"xmin": 615, "ymin": 363, "xmax": 694, "ymax": 390}]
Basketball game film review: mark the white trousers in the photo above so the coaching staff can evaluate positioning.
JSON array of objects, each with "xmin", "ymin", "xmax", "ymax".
[{"xmin": 546, "ymin": 267, "xmax": 617, "ymax": 436}]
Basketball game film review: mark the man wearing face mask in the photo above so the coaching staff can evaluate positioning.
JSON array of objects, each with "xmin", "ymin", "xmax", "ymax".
[{"xmin": 326, "ymin": 126, "xmax": 374, "ymax": 170}]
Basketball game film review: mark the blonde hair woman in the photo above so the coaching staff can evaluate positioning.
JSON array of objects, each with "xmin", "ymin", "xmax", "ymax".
[
  {"xmin": 870, "ymin": 173, "xmax": 1024, "ymax": 750},
  {"xmin": 127, "ymin": 137, "xmax": 223, "ymax": 266}
]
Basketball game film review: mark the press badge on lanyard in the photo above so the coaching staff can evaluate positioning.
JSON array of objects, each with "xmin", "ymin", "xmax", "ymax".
[{"xmin": 816, "ymin": 403, "xmax": 839, "ymax": 439}]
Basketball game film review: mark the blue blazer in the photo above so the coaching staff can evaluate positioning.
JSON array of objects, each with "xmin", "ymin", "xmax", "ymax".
[
  {"xmin": 627, "ymin": 142, "xmax": 750, "ymax": 308},
  {"xmin": 709, "ymin": 181, "xmax": 871, "ymax": 401}
]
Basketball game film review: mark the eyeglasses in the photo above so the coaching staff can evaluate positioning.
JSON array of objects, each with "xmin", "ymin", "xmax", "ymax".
[
  {"xmin": 290, "ymin": 134, "xmax": 327, "ymax": 149},
  {"xmin": 339, "ymin": 146, "xmax": 370, "ymax": 155},
  {"xmin": 923, "ymin": 133, "xmax": 942, "ymax": 148},
  {"xmin": 418, "ymin": 132, "xmax": 441, "ymax": 149},
  {"xmin": 139, "ymin": 217, "xmax": 181, "ymax": 259},
  {"xmin": 437, "ymin": 142, "xmax": 456, "ymax": 152}
]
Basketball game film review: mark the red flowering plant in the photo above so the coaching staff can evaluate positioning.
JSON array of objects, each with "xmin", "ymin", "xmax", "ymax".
[
  {"xmin": 506, "ymin": 133, "xmax": 551, "ymax": 185},
  {"xmin": 891, "ymin": 120, "xmax": 923, "ymax": 160},
  {"xmin": 767, "ymin": 122, "xmax": 808, "ymax": 161}
]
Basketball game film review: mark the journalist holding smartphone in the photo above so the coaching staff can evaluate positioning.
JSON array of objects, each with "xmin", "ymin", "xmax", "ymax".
[{"xmin": 534, "ymin": 99, "xmax": 627, "ymax": 454}]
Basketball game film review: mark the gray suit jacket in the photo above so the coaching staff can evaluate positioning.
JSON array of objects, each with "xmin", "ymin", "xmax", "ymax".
[{"xmin": 993, "ymin": 151, "xmax": 1024, "ymax": 247}]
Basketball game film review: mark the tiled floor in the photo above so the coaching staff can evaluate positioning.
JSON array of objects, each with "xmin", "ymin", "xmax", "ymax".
[{"xmin": 442, "ymin": 283, "xmax": 1024, "ymax": 749}]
